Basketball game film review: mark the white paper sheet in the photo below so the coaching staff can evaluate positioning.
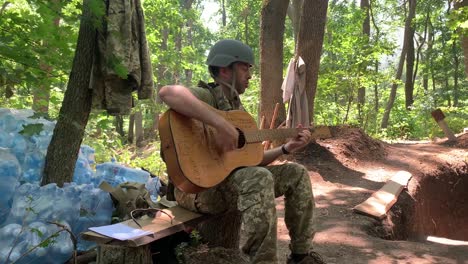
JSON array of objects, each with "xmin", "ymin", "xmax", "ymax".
[{"xmin": 89, "ymin": 223, "xmax": 153, "ymax": 241}]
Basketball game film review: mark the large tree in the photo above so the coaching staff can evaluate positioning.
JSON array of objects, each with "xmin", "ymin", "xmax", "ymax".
[
  {"xmin": 259, "ymin": 0, "xmax": 289, "ymax": 128},
  {"xmin": 381, "ymin": 0, "xmax": 416, "ymax": 129},
  {"xmin": 454, "ymin": 0, "xmax": 468, "ymax": 77},
  {"xmin": 42, "ymin": 0, "xmax": 98, "ymax": 186},
  {"xmin": 358, "ymin": 0, "xmax": 370, "ymax": 124},
  {"xmin": 296, "ymin": 0, "xmax": 329, "ymax": 125}
]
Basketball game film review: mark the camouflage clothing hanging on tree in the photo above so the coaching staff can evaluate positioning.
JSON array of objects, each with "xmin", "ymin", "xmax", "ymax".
[{"xmin": 91, "ymin": 0, "xmax": 154, "ymax": 115}]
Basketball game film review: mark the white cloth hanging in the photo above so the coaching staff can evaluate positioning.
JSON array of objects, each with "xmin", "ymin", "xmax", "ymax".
[{"xmin": 281, "ymin": 57, "xmax": 309, "ymax": 128}]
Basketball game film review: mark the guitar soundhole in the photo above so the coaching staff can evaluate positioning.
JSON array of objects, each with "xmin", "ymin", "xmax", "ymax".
[{"xmin": 236, "ymin": 128, "xmax": 246, "ymax": 148}]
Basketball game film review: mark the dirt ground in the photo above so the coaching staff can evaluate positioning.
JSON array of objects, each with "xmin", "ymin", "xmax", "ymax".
[{"xmin": 273, "ymin": 126, "xmax": 468, "ymax": 264}]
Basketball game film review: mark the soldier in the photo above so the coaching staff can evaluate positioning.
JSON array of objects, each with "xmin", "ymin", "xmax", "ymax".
[{"xmin": 158, "ymin": 39, "xmax": 325, "ymax": 264}]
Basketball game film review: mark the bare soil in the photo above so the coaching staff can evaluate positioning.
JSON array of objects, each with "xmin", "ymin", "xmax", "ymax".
[{"xmin": 274, "ymin": 126, "xmax": 468, "ymax": 264}]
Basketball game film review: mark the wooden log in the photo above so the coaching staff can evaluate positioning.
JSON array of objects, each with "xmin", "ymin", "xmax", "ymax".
[
  {"xmin": 66, "ymin": 250, "xmax": 97, "ymax": 264},
  {"xmin": 97, "ymin": 244, "xmax": 152, "ymax": 264},
  {"xmin": 431, "ymin": 109, "xmax": 457, "ymax": 141}
]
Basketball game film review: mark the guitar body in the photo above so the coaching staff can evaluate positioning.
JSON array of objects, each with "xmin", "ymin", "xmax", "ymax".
[{"xmin": 159, "ymin": 109, "xmax": 264, "ymax": 193}]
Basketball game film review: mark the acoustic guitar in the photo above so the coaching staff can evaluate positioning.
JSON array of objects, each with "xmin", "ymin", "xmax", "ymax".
[{"xmin": 158, "ymin": 108, "xmax": 331, "ymax": 194}]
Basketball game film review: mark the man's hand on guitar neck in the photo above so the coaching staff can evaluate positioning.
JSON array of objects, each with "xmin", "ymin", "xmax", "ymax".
[
  {"xmin": 284, "ymin": 124, "xmax": 312, "ymax": 153},
  {"xmin": 260, "ymin": 124, "xmax": 311, "ymax": 166}
]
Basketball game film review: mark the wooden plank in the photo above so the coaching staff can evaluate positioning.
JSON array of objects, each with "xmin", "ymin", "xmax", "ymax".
[
  {"xmin": 81, "ymin": 206, "xmax": 206, "ymax": 247},
  {"xmin": 353, "ymin": 171, "xmax": 412, "ymax": 219},
  {"xmin": 431, "ymin": 109, "xmax": 457, "ymax": 141}
]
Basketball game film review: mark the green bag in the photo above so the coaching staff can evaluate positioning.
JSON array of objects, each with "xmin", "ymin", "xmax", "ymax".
[{"xmin": 100, "ymin": 181, "xmax": 159, "ymax": 220}]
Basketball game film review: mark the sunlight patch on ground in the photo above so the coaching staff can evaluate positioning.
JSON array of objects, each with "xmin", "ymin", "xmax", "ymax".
[
  {"xmin": 426, "ymin": 236, "xmax": 468, "ymax": 246},
  {"xmin": 314, "ymin": 227, "xmax": 371, "ymax": 248},
  {"xmin": 314, "ymin": 185, "xmax": 369, "ymax": 208},
  {"xmin": 361, "ymin": 167, "xmax": 392, "ymax": 182}
]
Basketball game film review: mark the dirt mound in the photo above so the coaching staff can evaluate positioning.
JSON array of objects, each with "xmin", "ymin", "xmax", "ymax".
[
  {"xmin": 320, "ymin": 126, "xmax": 387, "ymax": 161},
  {"xmin": 286, "ymin": 126, "xmax": 468, "ymax": 263},
  {"xmin": 454, "ymin": 133, "xmax": 468, "ymax": 148}
]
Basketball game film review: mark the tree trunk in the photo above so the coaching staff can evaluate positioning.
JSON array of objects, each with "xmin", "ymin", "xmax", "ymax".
[
  {"xmin": 404, "ymin": 2, "xmax": 416, "ymax": 110},
  {"xmin": 181, "ymin": 0, "xmax": 194, "ymax": 85},
  {"xmin": 381, "ymin": 0, "xmax": 415, "ymax": 129},
  {"xmin": 452, "ymin": 40, "xmax": 459, "ymax": 106},
  {"xmin": 115, "ymin": 115, "xmax": 124, "ymax": 137},
  {"xmin": 259, "ymin": 0, "xmax": 289, "ymax": 128},
  {"xmin": 134, "ymin": 111, "xmax": 144, "ymax": 147},
  {"xmin": 185, "ymin": 18, "xmax": 194, "ymax": 84},
  {"xmin": 0, "ymin": 1, "xmax": 10, "ymax": 16},
  {"xmin": 428, "ymin": 20, "xmax": 436, "ymax": 104},
  {"xmin": 421, "ymin": 10, "xmax": 431, "ymax": 92},
  {"xmin": 358, "ymin": 0, "xmax": 370, "ymax": 125},
  {"xmin": 42, "ymin": 0, "xmax": 96, "ymax": 186},
  {"xmin": 156, "ymin": 28, "xmax": 169, "ymax": 103},
  {"xmin": 454, "ymin": 0, "xmax": 468, "ymax": 77},
  {"xmin": 221, "ymin": 0, "xmax": 226, "ymax": 27},
  {"xmin": 296, "ymin": 0, "xmax": 329, "ymax": 125},
  {"xmin": 369, "ymin": 0, "xmax": 380, "ymax": 116},
  {"xmin": 128, "ymin": 113, "xmax": 135, "ymax": 143},
  {"xmin": 444, "ymin": 76, "xmax": 451, "ymax": 107}
]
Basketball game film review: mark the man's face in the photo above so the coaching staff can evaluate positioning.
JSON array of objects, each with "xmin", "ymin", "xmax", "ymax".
[{"xmin": 232, "ymin": 62, "xmax": 252, "ymax": 94}]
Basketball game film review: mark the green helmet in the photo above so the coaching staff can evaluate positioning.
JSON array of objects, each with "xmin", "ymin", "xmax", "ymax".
[{"xmin": 206, "ymin": 39, "xmax": 255, "ymax": 67}]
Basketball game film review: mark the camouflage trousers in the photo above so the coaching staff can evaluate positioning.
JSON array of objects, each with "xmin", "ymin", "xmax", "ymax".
[{"xmin": 175, "ymin": 162, "xmax": 315, "ymax": 264}]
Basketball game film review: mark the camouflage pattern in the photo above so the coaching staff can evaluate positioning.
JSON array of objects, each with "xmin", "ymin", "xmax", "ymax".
[
  {"xmin": 174, "ymin": 82, "xmax": 315, "ymax": 264},
  {"xmin": 175, "ymin": 163, "xmax": 315, "ymax": 264},
  {"xmin": 193, "ymin": 82, "xmax": 245, "ymax": 111},
  {"xmin": 91, "ymin": 0, "xmax": 153, "ymax": 115}
]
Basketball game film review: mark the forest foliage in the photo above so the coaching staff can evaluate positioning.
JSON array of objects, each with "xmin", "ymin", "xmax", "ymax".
[{"xmin": 0, "ymin": 0, "xmax": 466, "ymax": 174}]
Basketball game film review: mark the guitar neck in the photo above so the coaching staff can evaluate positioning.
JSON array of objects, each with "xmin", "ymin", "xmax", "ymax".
[{"xmin": 244, "ymin": 128, "xmax": 303, "ymax": 143}]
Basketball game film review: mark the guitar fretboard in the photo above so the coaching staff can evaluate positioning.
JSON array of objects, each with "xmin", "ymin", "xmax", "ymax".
[{"xmin": 244, "ymin": 128, "xmax": 304, "ymax": 143}]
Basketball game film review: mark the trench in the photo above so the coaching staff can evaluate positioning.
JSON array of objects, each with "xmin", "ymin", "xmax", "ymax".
[{"xmin": 371, "ymin": 163, "xmax": 468, "ymax": 242}]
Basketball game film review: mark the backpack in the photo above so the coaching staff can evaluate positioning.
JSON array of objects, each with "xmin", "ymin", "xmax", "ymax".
[{"xmin": 99, "ymin": 181, "xmax": 158, "ymax": 220}]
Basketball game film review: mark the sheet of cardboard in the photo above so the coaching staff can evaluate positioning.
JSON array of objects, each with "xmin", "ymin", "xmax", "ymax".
[
  {"xmin": 353, "ymin": 171, "xmax": 412, "ymax": 219},
  {"xmin": 82, "ymin": 205, "xmax": 204, "ymax": 247}
]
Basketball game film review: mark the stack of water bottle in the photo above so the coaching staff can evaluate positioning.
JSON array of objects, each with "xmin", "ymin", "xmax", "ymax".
[{"xmin": 0, "ymin": 108, "xmax": 162, "ymax": 264}]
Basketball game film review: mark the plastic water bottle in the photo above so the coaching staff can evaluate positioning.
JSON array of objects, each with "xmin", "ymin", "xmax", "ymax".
[
  {"xmin": 44, "ymin": 222, "xmax": 73, "ymax": 264},
  {"xmin": 11, "ymin": 134, "xmax": 29, "ymax": 165},
  {"xmin": 69, "ymin": 183, "xmax": 113, "ymax": 251},
  {"xmin": 21, "ymin": 150, "xmax": 46, "ymax": 184},
  {"xmin": 73, "ymin": 156, "xmax": 95, "ymax": 186},
  {"xmin": 1, "ymin": 211, "xmax": 74, "ymax": 264},
  {"xmin": 146, "ymin": 176, "xmax": 162, "ymax": 202},
  {"xmin": 6, "ymin": 183, "xmax": 80, "ymax": 227},
  {"xmin": 0, "ymin": 148, "xmax": 21, "ymax": 225},
  {"xmin": 118, "ymin": 165, "xmax": 150, "ymax": 184},
  {"xmin": 0, "ymin": 223, "xmax": 24, "ymax": 263},
  {"xmin": 95, "ymin": 162, "xmax": 119, "ymax": 186},
  {"xmin": 80, "ymin": 145, "xmax": 96, "ymax": 165}
]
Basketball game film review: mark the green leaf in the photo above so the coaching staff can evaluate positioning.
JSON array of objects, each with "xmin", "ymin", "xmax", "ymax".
[
  {"xmin": 19, "ymin": 123, "xmax": 44, "ymax": 137},
  {"xmin": 30, "ymin": 227, "xmax": 44, "ymax": 238}
]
